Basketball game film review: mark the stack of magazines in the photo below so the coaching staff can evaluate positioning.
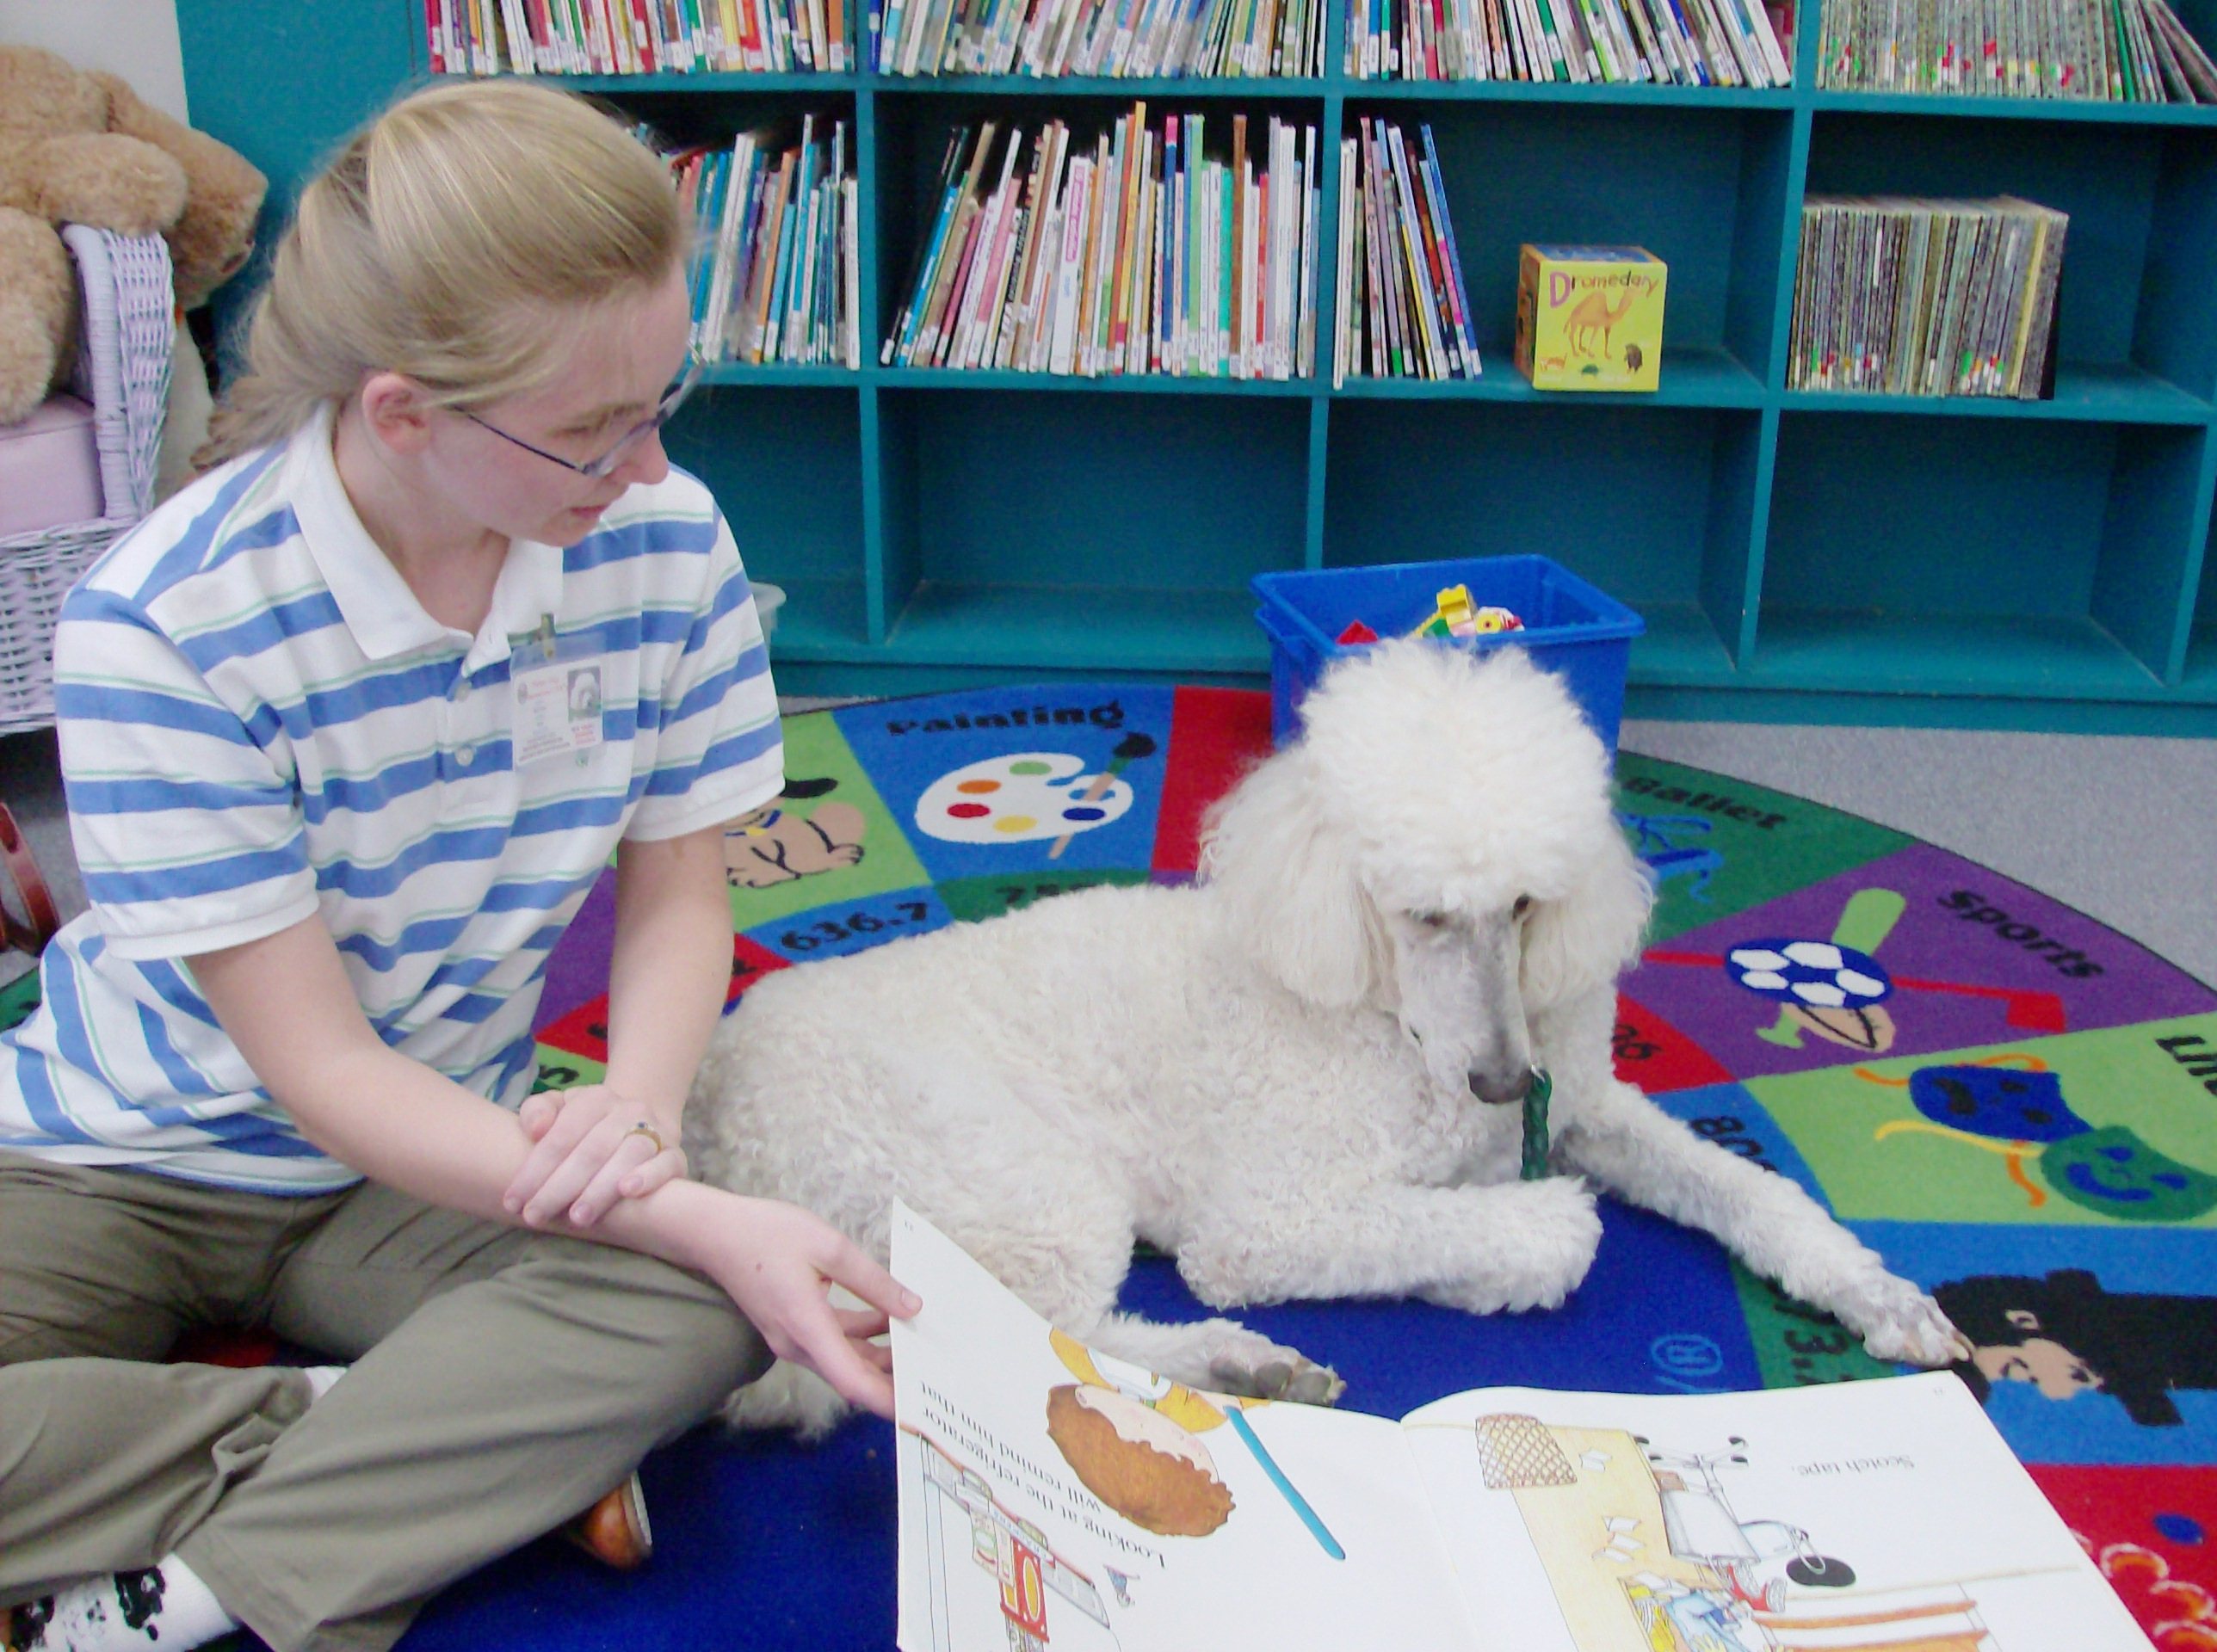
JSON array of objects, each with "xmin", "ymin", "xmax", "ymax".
[
  {"xmin": 676, "ymin": 117, "xmax": 861, "ymax": 368},
  {"xmin": 425, "ymin": 0, "xmax": 851, "ymax": 74},
  {"xmin": 872, "ymin": 0, "xmax": 1325, "ymax": 74},
  {"xmin": 1334, "ymin": 118, "xmax": 1481, "ymax": 385},
  {"xmin": 883, "ymin": 110, "xmax": 1321, "ymax": 380},
  {"xmin": 1788, "ymin": 195, "xmax": 2066, "ymax": 398},
  {"xmin": 1343, "ymin": 0, "xmax": 1793, "ymax": 83},
  {"xmin": 1816, "ymin": 0, "xmax": 2217, "ymax": 95}
]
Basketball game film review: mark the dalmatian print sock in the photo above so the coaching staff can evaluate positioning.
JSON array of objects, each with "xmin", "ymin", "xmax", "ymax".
[{"xmin": 6, "ymin": 1558, "xmax": 234, "ymax": 1652}]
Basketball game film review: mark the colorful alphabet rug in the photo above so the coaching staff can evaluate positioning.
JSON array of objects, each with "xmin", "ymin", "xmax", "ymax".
[{"xmin": 10, "ymin": 682, "xmax": 2208, "ymax": 1651}]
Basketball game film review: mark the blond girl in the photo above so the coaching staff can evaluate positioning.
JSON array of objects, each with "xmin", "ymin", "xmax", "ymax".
[{"xmin": 0, "ymin": 78, "xmax": 911, "ymax": 1652}]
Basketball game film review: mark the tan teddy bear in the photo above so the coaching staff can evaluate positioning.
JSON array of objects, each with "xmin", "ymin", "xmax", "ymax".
[{"xmin": 0, "ymin": 44, "xmax": 266, "ymax": 428}]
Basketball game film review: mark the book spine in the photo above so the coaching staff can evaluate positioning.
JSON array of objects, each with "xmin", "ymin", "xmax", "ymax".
[
  {"xmin": 1050, "ymin": 155, "xmax": 1092, "ymax": 373},
  {"xmin": 899, "ymin": 145, "xmax": 966, "ymax": 364},
  {"xmin": 1418, "ymin": 125, "xmax": 1479, "ymax": 376},
  {"xmin": 1297, "ymin": 123, "xmax": 1318, "ymax": 378}
]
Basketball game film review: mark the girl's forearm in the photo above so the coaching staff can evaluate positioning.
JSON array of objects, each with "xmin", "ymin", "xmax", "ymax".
[
  {"xmin": 602, "ymin": 823, "xmax": 738, "ymax": 1131},
  {"xmin": 193, "ymin": 909, "xmax": 756, "ymax": 1270},
  {"xmin": 299, "ymin": 1037, "xmax": 739, "ymax": 1267}
]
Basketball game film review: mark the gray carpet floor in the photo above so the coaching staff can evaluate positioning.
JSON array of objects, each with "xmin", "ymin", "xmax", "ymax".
[
  {"xmin": 6, "ymin": 717, "xmax": 2214, "ymax": 989},
  {"xmin": 1617, "ymin": 719, "xmax": 2217, "ymax": 989}
]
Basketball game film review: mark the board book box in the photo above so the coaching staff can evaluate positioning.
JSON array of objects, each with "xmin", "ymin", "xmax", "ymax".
[
  {"xmin": 1515, "ymin": 243, "xmax": 1668, "ymax": 391},
  {"xmin": 889, "ymin": 1203, "xmax": 2153, "ymax": 1652}
]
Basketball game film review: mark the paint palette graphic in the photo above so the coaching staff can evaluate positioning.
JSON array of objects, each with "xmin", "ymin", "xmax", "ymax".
[{"xmin": 916, "ymin": 752, "xmax": 1137, "ymax": 846}]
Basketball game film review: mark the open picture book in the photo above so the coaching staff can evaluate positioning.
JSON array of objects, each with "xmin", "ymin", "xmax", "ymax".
[{"xmin": 888, "ymin": 1203, "xmax": 2153, "ymax": 1652}]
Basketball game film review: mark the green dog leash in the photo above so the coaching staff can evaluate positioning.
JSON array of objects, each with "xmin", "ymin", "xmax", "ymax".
[{"xmin": 1521, "ymin": 1067, "xmax": 1553, "ymax": 1180}]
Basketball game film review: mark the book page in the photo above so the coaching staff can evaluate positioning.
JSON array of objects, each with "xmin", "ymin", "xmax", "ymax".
[
  {"xmin": 889, "ymin": 1203, "xmax": 1481, "ymax": 1652},
  {"xmin": 1399, "ymin": 1374, "xmax": 2153, "ymax": 1652}
]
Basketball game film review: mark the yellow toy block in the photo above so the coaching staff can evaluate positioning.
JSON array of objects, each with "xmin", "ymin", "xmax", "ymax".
[
  {"xmin": 1515, "ymin": 244, "xmax": 1667, "ymax": 392},
  {"xmin": 1410, "ymin": 585, "xmax": 1524, "ymax": 639}
]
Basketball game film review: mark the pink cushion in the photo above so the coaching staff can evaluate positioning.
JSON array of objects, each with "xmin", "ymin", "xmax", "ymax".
[{"xmin": 0, "ymin": 395, "xmax": 104, "ymax": 536}]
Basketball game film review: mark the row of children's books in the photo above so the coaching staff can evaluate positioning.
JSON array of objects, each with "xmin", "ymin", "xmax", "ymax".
[
  {"xmin": 871, "ymin": 0, "xmax": 1325, "ymax": 76},
  {"xmin": 1788, "ymin": 195, "xmax": 2066, "ymax": 398},
  {"xmin": 425, "ymin": 0, "xmax": 849, "ymax": 73},
  {"xmin": 425, "ymin": 0, "xmax": 1318, "ymax": 72},
  {"xmin": 423, "ymin": 0, "xmax": 1794, "ymax": 74},
  {"xmin": 883, "ymin": 111, "xmax": 1321, "ymax": 379},
  {"xmin": 1815, "ymin": 0, "xmax": 2217, "ymax": 95},
  {"xmin": 1332, "ymin": 119, "xmax": 1481, "ymax": 384},
  {"xmin": 1346, "ymin": 0, "xmax": 1792, "ymax": 81},
  {"xmin": 673, "ymin": 118, "xmax": 861, "ymax": 367}
]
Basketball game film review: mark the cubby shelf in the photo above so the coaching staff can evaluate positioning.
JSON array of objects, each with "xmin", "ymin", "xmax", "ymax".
[
  {"xmin": 1777, "ymin": 363, "xmax": 2211, "ymax": 422},
  {"xmin": 1806, "ymin": 89, "xmax": 2217, "ymax": 123},
  {"xmin": 173, "ymin": 1, "xmax": 2217, "ymax": 729}
]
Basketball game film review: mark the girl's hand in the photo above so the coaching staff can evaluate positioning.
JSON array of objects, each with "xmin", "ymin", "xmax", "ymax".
[
  {"xmin": 689, "ymin": 1196, "xmax": 920, "ymax": 1420},
  {"xmin": 506, "ymin": 1083, "xmax": 687, "ymax": 1229}
]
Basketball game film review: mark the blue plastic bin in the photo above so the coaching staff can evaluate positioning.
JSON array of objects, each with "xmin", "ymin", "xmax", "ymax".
[{"xmin": 1252, "ymin": 556, "xmax": 1646, "ymax": 753}]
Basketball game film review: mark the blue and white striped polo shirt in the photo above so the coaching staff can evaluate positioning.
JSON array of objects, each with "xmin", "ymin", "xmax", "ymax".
[{"xmin": 0, "ymin": 401, "xmax": 781, "ymax": 1193}]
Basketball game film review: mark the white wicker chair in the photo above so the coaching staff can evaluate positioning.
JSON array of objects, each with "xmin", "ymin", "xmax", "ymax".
[{"xmin": 0, "ymin": 226, "xmax": 174, "ymax": 735}]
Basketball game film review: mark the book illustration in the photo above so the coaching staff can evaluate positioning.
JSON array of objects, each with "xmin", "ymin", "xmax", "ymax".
[
  {"xmin": 1853, "ymin": 1057, "xmax": 2217, "ymax": 1223},
  {"xmin": 893, "ymin": 1204, "xmax": 1509, "ymax": 1652},
  {"xmin": 1043, "ymin": 1328, "xmax": 1343, "ymax": 1553},
  {"xmin": 1461, "ymin": 1415, "xmax": 2010, "ymax": 1651},
  {"xmin": 1642, "ymin": 886, "xmax": 2070, "ymax": 1055},
  {"xmin": 893, "ymin": 1204, "xmax": 2157, "ymax": 1652},
  {"xmin": 908, "ymin": 1429, "xmax": 1118, "ymax": 1652},
  {"xmin": 1044, "ymin": 1329, "xmax": 1239, "ymax": 1538},
  {"xmin": 723, "ymin": 776, "xmax": 868, "ymax": 888},
  {"xmin": 913, "ymin": 746, "xmax": 1150, "ymax": 848}
]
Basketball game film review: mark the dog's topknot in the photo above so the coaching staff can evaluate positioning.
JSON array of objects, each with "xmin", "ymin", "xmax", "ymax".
[{"xmin": 1288, "ymin": 638, "xmax": 1617, "ymax": 916}]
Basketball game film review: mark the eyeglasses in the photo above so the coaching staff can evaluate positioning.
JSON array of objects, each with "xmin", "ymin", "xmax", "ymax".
[{"xmin": 460, "ymin": 363, "xmax": 701, "ymax": 480}]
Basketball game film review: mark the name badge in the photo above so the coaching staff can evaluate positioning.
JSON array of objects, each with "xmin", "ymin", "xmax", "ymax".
[{"xmin": 510, "ymin": 617, "xmax": 605, "ymax": 768}]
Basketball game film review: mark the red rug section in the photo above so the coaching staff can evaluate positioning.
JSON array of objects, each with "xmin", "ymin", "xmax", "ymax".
[
  {"xmin": 1150, "ymin": 686, "xmax": 1273, "ymax": 875},
  {"xmin": 2028, "ymin": 1464, "xmax": 2217, "ymax": 1647}
]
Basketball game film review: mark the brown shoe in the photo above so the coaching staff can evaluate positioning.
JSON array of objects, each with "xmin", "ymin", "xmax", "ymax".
[
  {"xmin": 0, "ymin": 803, "xmax": 60, "ymax": 959},
  {"xmin": 565, "ymin": 1471, "xmax": 652, "ymax": 1569}
]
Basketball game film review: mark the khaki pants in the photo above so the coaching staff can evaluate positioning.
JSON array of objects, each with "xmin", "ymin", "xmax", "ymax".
[{"xmin": 0, "ymin": 1150, "xmax": 769, "ymax": 1652}]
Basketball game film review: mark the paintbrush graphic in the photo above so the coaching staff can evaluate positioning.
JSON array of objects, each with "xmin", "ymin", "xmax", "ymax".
[{"xmin": 1047, "ymin": 732, "xmax": 1157, "ymax": 860}]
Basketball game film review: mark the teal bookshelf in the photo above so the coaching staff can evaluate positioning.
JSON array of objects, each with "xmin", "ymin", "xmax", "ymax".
[{"xmin": 174, "ymin": 0, "xmax": 2217, "ymax": 730}]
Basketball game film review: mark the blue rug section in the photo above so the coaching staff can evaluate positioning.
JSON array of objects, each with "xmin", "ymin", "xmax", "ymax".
[
  {"xmin": 1856, "ymin": 1220, "xmax": 2217, "ymax": 1465},
  {"xmin": 1648, "ymin": 1082, "xmax": 1834, "ymax": 1209},
  {"xmin": 831, "ymin": 687, "xmax": 1176, "ymax": 884},
  {"xmin": 740, "ymin": 883, "xmax": 958, "ymax": 968}
]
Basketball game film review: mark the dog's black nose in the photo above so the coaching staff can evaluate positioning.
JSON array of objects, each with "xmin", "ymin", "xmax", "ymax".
[{"xmin": 1468, "ymin": 1067, "xmax": 1532, "ymax": 1106}]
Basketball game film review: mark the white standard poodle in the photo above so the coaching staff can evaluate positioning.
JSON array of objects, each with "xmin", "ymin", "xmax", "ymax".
[{"xmin": 688, "ymin": 640, "xmax": 1967, "ymax": 1434}]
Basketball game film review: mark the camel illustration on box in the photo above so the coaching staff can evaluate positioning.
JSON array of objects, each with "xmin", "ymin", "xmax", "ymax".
[{"xmin": 1516, "ymin": 245, "xmax": 1667, "ymax": 391}]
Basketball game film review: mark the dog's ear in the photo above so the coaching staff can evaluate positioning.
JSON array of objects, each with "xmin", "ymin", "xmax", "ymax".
[
  {"xmin": 1521, "ymin": 819, "xmax": 1653, "ymax": 1011},
  {"xmin": 1199, "ymin": 749, "xmax": 1386, "ymax": 1009}
]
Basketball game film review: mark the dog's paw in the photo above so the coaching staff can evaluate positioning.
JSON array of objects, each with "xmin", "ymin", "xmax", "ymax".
[
  {"xmin": 1207, "ymin": 1349, "xmax": 1346, "ymax": 1407},
  {"xmin": 1430, "ymin": 1177, "xmax": 1603, "ymax": 1316},
  {"xmin": 1206, "ymin": 1330, "xmax": 1338, "ymax": 1401},
  {"xmin": 1839, "ymin": 1274, "xmax": 1970, "ymax": 1368}
]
